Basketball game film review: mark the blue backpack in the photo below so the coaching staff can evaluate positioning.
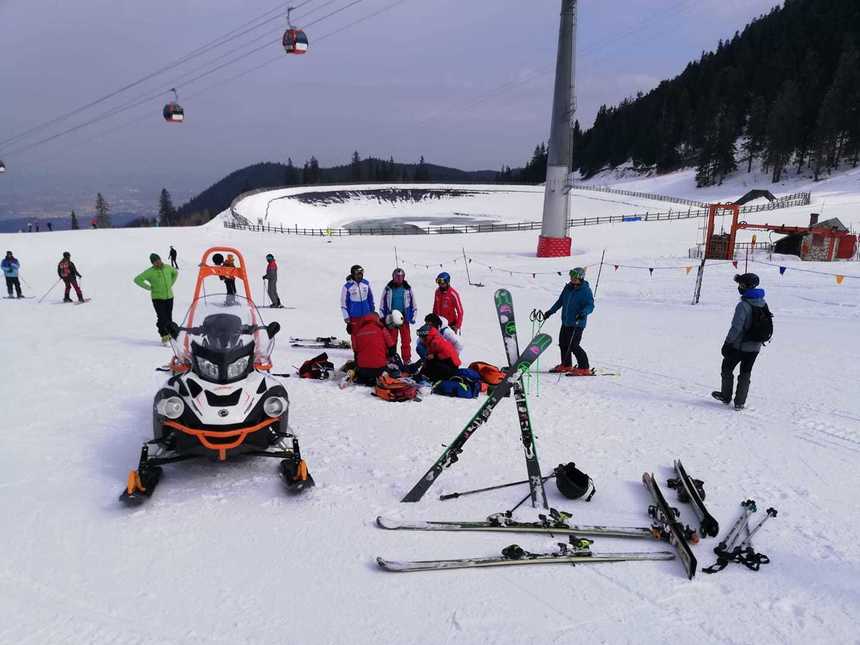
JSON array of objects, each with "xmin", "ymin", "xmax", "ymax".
[{"xmin": 432, "ymin": 368, "xmax": 482, "ymax": 399}]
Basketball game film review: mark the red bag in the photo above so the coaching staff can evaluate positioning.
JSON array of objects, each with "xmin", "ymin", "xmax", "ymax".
[{"xmin": 374, "ymin": 373, "xmax": 419, "ymax": 402}]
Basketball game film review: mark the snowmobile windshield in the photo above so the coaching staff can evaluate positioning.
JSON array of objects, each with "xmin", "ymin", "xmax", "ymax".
[{"xmin": 171, "ymin": 295, "xmax": 275, "ymax": 382}]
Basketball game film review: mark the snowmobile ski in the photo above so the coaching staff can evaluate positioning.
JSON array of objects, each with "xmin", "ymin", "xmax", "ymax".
[
  {"xmin": 401, "ymin": 333, "xmax": 552, "ymax": 503},
  {"xmin": 642, "ymin": 472, "xmax": 698, "ymax": 579},
  {"xmin": 495, "ymin": 288, "xmax": 547, "ymax": 509},
  {"xmin": 376, "ymin": 514, "xmax": 656, "ymax": 539},
  {"xmin": 667, "ymin": 459, "xmax": 719, "ymax": 538},
  {"xmin": 377, "ymin": 540, "xmax": 674, "ymax": 572}
]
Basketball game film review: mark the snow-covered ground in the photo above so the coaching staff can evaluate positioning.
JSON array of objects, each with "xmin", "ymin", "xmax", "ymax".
[{"xmin": 2, "ymin": 170, "xmax": 859, "ymax": 644}]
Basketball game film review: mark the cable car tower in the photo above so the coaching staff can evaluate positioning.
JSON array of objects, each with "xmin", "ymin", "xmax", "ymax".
[
  {"xmin": 283, "ymin": 7, "xmax": 309, "ymax": 55},
  {"xmin": 537, "ymin": 0, "xmax": 577, "ymax": 257},
  {"xmin": 163, "ymin": 88, "xmax": 185, "ymax": 123}
]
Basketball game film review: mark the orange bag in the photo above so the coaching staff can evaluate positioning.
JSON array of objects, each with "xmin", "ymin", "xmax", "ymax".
[{"xmin": 468, "ymin": 361, "xmax": 506, "ymax": 385}]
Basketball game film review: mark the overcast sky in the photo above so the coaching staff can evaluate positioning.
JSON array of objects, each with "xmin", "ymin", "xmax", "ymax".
[{"xmin": 0, "ymin": 0, "xmax": 780, "ymax": 206}]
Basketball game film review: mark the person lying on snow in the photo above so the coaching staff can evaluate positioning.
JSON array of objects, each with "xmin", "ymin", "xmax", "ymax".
[
  {"xmin": 351, "ymin": 312, "xmax": 403, "ymax": 385},
  {"xmin": 416, "ymin": 323, "xmax": 461, "ymax": 382}
]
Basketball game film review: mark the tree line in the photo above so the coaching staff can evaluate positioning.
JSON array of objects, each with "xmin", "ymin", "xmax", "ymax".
[{"xmin": 569, "ymin": 0, "xmax": 860, "ymax": 186}]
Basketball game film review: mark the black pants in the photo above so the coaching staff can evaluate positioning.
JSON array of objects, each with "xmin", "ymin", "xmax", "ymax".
[
  {"xmin": 721, "ymin": 348, "xmax": 758, "ymax": 376},
  {"xmin": 152, "ymin": 298, "xmax": 174, "ymax": 337},
  {"xmin": 559, "ymin": 325, "xmax": 589, "ymax": 369},
  {"xmin": 5, "ymin": 276, "xmax": 21, "ymax": 297},
  {"xmin": 422, "ymin": 358, "xmax": 458, "ymax": 382},
  {"xmin": 170, "ymin": 256, "xmax": 178, "ymax": 269},
  {"xmin": 355, "ymin": 366, "xmax": 384, "ymax": 386}
]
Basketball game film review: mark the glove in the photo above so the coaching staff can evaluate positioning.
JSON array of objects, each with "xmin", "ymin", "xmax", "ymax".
[
  {"xmin": 262, "ymin": 275, "xmax": 268, "ymax": 280},
  {"xmin": 346, "ymin": 322, "xmax": 353, "ymax": 335},
  {"xmin": 721, "ymin": 343, "xmax": 733, "ymax": 358},
  {"xmin": 575, "ymin": 315, "xmax": 585, "ymax": 325}
]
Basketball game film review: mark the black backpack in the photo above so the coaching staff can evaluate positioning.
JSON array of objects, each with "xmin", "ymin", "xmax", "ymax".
[{"xmin": 745, "ymin": 303, "xmax": 774, "ymax": 343}]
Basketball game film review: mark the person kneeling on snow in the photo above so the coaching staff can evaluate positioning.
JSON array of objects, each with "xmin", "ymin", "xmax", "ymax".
[
  {"xmin": 416, "ymin": 323, "xmax": 460, "ymax": 382},
  {"xmin": 351, "ymin": 312, "xmax": 400, "ymax": 386}
]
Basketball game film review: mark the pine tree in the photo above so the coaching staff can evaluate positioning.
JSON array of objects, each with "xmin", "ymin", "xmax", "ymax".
[
  {"xmin": 414, "ymin": 155, "xmax": 430, "ymax": 181},
  {"xmin": 70, "ymin": 210, "xmax": 79, "ymax": 230},
  {"xmin": 741, "ymin": 95, "xmax": 768, "ymax": 172},
  {"xmin": 350, "ymin": 151, "xmax": 362, "ymax": 181},
  {"xmin": 95, "ymin": 193, "xmax": 111, "ymax": 228},
  {"xmin": 765, "ymin": 81, "xmax": 802, "ymax": 182},
  {"xmin": 158, "ymin": 188, "xmax": 176, "ymax": 227}
]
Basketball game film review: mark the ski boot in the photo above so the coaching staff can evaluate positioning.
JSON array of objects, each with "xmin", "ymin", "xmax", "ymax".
[
  {"xmin": 568, "ymin": 367, "xmax": 594, "ymax": 377},
  {"xmin": 711, "ymin": 373, "xmax": 733, "ymax": 405},
  {"xmin": 548, "ymin": 364, "xmax": 573, "ymax": 374}
]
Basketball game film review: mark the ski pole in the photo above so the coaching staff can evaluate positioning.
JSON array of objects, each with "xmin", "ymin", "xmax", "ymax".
[
  {"xmin": 37, "ymin": 278, "xmax": 61, "ymax": 303},
  {"xmin": 17, "ymin": 272, "xmax": 32, "ymax": 289},
  {"xmin": 722, "ymin": 499, "xmax": 757, "ymax": 550},
  {"xmin": 740, "ymin": 507, "xmax": 777, "ymax": 548},
  {"xmin": 440, "ymin": 474, "xmax": 554, "ymax": 501}
]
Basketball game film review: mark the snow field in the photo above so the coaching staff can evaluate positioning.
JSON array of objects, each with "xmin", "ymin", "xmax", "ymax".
[{"xmin": 1, "ymin": 176, "xmax": 858, "ymax": 644}]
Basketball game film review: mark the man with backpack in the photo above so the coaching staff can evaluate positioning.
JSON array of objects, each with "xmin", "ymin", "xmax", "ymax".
[
  {"xmin": 712, "ymin": 273, "xmax": 772, "ymax": 410},
  {"xmin": 2, "ymin": 251, "xmax": 23, "ymax": 298},
  {"xmin": 380, "ymin": 268, "xmax": 416, "ymax": 363},
  {"xmin": 57, "ymin": 251, "xmax": 85, "ymax": 303},
  {"xmin": 168, "ymin": 245, "xmax": 179, "ymax": 269}
]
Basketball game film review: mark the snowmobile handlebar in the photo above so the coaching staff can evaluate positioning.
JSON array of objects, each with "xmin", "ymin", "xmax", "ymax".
[{"xmin": 168, "ymin": 321, "xmax": 280, "ymax": 340}]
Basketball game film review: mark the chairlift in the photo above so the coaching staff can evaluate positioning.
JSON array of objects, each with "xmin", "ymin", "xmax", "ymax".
[
  {"xmin": 282, "ymin": 7, "xmax": 308, "ymax": 55},
  {"xmin": 163, "ymin": 88, "xmax": 185, "ymax": 123}
]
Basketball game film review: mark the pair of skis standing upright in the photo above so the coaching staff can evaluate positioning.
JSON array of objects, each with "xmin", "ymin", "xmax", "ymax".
[{"xmin": 379, "ymin": 289, "xmax": 710, "ymax": 578}]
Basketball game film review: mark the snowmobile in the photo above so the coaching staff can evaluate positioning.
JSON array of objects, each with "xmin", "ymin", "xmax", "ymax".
[{"xmin": 120, "ymin": 247, "xmax": 314, "ymax": 505}]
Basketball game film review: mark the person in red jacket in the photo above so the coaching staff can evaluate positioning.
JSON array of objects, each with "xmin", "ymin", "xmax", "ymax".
[
  {"xmin": 432, "ymin": 272, "xmax": 463, "ymax": 333},
  {"xmin": 351, "ymin": 313, "xmax": 397, "ymax": 385},
  {"xmin": 417, "ymin": 324, "xmax": 460, "ymax": 381}
]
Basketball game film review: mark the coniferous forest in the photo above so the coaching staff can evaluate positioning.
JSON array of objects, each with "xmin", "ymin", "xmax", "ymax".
[{"xmin": 571, "ymin": 0, "xmax": 860, "ymax": 186}]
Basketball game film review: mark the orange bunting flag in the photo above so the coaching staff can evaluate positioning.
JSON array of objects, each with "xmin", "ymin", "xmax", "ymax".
[
  {"xmin": 836, "ymin": 275, "xmax": 845, "ymax": 285},
  {"xmin": 685, "ymin": 266, "xmax": 692, "ymax": 275}
]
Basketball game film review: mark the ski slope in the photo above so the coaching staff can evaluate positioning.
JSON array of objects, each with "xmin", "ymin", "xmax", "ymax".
[{"xmin": 1, "ymin": 170, "xmax": 858, "ymax": 644}]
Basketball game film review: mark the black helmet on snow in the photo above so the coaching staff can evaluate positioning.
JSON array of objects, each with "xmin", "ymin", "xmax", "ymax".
[
  {"xmin": 554, "ymin": 462, "xmax": 595, "ymax": 501},
  {"xmin": 734, "ymin": 273, "xmax": 760, "ymax": 289}
]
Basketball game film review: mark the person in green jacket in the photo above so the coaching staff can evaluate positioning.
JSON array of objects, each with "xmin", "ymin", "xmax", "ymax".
[{"xmin": 134, "ymin": 253, "xmax": 179, "ymax": 344}]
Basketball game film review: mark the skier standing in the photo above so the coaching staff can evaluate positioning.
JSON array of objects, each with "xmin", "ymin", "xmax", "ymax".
[
  {"xmin": 134, "ymin": 253, "xmax": 179, "ymax": 344},
  {"xmin": 222, "ymin": 253, "xmax": 237, "ymax": 306},
  {"xmin": 712, "ymin": 273, "xmax": 770, "ymax": 410},
  {"xmin": 416, "ymin": 323, "xmax": 461, "ymax": 381},
  {"xmin": 540, "ymin": 267, "xmax": 594, "ymax": 375},
  {"xmin": 168, "ymin": 245, "xmax": 178, "ymax": 269},
  {"xmin": 432, "ymin": 272, "xmax": 463, "ymax": 333},
  {"xmin": 341, "ymin": 264, "xmax": 374, "ymax": 334},
  {"xmin": 57, "ymin": 251, "xmax": 85, "ymax": 303},
  {"xmin": 380, "ymin": 268, "xmax": 416, "ymax": 363},
  {"xmin": 2, "ymin": 251, "xmax": 23, "ymax": 298},
  {"xmin": 263, "ymin": 253, "xmax": 282, "ymax": 308}
]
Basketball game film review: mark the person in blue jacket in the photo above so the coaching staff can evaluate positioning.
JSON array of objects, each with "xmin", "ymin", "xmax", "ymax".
[
  {"xmin": 379, "ymin": 268, "xmax": 417, "ymax": 363},
  {"xmin": 712, "ymin": 273, "xmax": 769, "ymax": 410},
  {"xmin": 341, "ymin": 264, "xmax": 375, "ymax": 334},
  {"xmin": 540, "ymin": 267, "xmax": 595, "ymax": 375},
  {"xmin": 2, "ymin": 251, "xmax": 23, "ymax": 298}
]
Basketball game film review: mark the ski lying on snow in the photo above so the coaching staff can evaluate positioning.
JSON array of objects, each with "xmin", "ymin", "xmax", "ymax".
[
  {"xmin": 668, "ymin": 459, "xmax": 719, "ymax": 538},
  {"xmin": 400, "ymin": 333, "xmax": 552, "ymax": 503},
  {"xmin": 377, "ymin": 547, "xmax": 674, "ymax": 572},
  {"xmin": 642, "ymin": 472, "xmax": 698, "ymax": 579},
  {"xmin": 377, "ymin": 515, "xmax": 656, "ymax": 539}
]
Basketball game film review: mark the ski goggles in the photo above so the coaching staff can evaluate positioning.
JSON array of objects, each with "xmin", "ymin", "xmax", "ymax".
[{"xmin": 435, "ymin": 277, "xmax": 448, "ymax": 285}]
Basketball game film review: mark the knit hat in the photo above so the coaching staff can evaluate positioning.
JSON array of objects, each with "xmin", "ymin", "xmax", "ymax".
[
  {"xmin": 150, "ymin": 253, "xmax": 161, "ymax": 263},
  {"xmin": 569, "ymin": 267, "xmax": 585, "ymax": 280}
]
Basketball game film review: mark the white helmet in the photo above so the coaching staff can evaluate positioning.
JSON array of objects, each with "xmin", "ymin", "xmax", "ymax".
[{"xmin": 386, "ymin": 311, "xmax": 404, "ymax": 327}]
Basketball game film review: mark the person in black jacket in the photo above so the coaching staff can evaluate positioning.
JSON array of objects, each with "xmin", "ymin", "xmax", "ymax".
[{"xmin": 57, "ymin": 251, "xmax": 85, "ymax": 302}]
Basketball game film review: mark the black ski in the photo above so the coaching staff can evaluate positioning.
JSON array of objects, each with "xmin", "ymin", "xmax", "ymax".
[
  {"xmin": 667, "ymin": 459, "xmax": 719, "ymax": 538},
  {"xmin": 642, "ymin": 472, "xmax": 698, "ymax": 579},
  {"xmin": 495, "ymin": 288, "xmax": 548, "ymax": 509},
  {"xmin": 401, "ymin": 333, "xmax": 552, "ymax": 503}
]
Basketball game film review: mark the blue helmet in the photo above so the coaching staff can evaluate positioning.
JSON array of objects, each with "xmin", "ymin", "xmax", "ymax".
[{"xmin": 436, "ymin": 271, "xmax": 450, "ymax": 284}]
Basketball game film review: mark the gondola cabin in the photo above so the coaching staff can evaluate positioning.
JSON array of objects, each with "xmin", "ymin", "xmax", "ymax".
[
  {"xmin": 0, "ymin": 161, "xmax": 6, "ymax": 173},
  {"xmin": 163, "ymin": 102, "xmax": 184, "ymax": 123},
  {"xmin": 283, "ymin": 28, "xmax": 308, "ymax": 54}
]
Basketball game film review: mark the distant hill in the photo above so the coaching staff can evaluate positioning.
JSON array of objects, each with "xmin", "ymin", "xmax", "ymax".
[{"xmin": 175, "ymin": 158, "xmax": 499, "ymax": 225}]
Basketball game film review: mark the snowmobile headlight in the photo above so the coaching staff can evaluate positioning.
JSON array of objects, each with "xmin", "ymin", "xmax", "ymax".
[
  {"xmin": 263, "ymin": 396, "xmax": 288, "ymax": 418},
  {"xmin": 156, "ymin": 396, "xmax": 185, "ymax": 419},
  {"xmin": 196, "ymin": 356, "xmax": 220, "ymax": 381},
  {"xmin": 227, "ymin": 355, "xmax": 250, "ymax": 379}
]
